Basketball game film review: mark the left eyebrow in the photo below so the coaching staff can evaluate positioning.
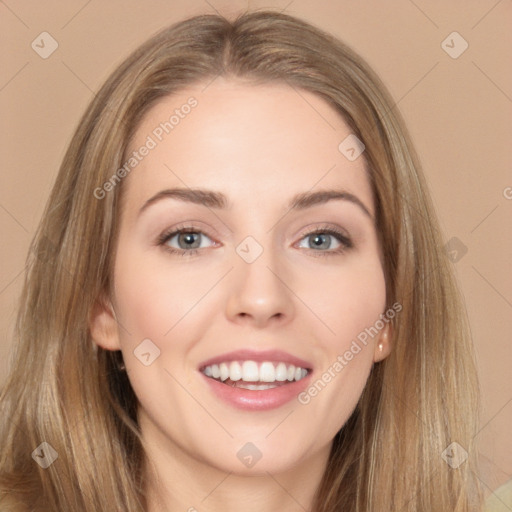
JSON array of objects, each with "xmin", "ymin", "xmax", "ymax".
[
  {"xmin": 138, "ymin": 187, "xmax": 373, "ymax": 220},
  {"xmin": 289, "ymin": 189, "xmax": 372, "ymax": 219}
]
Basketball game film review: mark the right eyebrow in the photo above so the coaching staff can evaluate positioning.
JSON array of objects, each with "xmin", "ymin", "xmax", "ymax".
[{"xmin": 139, "ymin": 188, "xmax": 228, "ymax": 215}]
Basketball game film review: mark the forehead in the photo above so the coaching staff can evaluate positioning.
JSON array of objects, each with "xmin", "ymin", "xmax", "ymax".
[{"xmin": 121, "ymin": 78, "xmax": 373, "ymax": 216}]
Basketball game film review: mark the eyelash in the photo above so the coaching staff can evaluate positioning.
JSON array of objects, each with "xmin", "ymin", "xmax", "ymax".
[{"xmin": 156, "ymin": 223, "xmax": 353, "ymax": 258}]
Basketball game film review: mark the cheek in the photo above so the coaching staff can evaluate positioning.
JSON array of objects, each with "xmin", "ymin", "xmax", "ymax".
[
  {"xmin": 295, "ymin": 260, "xmax": 385, "ymax": 436},
  {"xmin": 111, "ymin": 249, "xmax": 211, "ymax": 421},
  {"xmin": 112, "ymin": 248, "xmax": 211, "ymax": 340},
  {"xmin": 295, "ymin": 254, "xmax": 387, "ymax": 349}
]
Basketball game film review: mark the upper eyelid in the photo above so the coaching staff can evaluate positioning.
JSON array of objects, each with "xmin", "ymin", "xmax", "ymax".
[
  {"xmin": 160, "ymin": 224, "xmax": 351, "ymax": 247},
  {"xmin": 160, "ymin": 224, "xmax": 348, "ymax": 237},
  {"xmin": 158, "ymin": 226, "xmax": 216, "ymax": 246}
]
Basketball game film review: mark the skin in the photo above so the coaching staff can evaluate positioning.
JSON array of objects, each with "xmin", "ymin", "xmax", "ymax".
[{"xmin": 91, "ymin": 77, "xmax": 392, "ymax": 512}]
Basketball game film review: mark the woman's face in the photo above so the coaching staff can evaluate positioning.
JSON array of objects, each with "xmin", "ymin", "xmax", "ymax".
[{"xmin": 92, "ymin": 78, "xmax": 390, "ymax": 476}]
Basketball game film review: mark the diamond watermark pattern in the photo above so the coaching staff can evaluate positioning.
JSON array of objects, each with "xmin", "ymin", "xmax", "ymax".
[
  {"xmin": 236, "ymin": 236, "xmax": 264, "ymax": 264},
  {"xmin": 32, "ymin": 442, "xmax": 58, "ymax": 469},
  {"xmin": 444, "ymin": 236, "xmax": 468, "ymax": 263},
  {"xmin": 31, "ymin": 32, "xmax": 59, "ymax": 59},
  {"xmin": 237, "ymin": 442, "xmax": 262, "ymax": 468},
  {"xmin": 338, "ymin": 134, "xmax": 365, "ymax": 161},
  {"xmin": 441, "ymin": 441, "xmax": 468, "ymax": 469},
  {"xmin": 134, "ymin": 338, "xmax": 161, "ymax": 366},
  {"xmin": 441, "ymin": 32, "xmax": 468, "ymax": 59}
]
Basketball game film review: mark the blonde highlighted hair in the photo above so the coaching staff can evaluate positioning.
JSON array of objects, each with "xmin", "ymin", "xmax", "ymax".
[{"xmin": 0, "ymin": 10, "xmax": 483, "ymax": 511}]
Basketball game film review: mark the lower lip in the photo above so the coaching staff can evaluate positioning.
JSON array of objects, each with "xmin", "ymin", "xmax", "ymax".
[{"xmin": 200, "ymin": 372, "xmax": 313, "ymax": 411}]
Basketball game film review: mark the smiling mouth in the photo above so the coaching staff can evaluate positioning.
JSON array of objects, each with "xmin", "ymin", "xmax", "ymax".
[{"xmin": 200, "ymin": 360, "xmax": 311, "ymax": 390}]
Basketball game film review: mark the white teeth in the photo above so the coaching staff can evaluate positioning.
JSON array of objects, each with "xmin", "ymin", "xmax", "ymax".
[
  {"xmin": 259, "ymin": 362, "xmax": 275, "ymax": 382},
  {"xmin": 241, "ymin": 361, "xmax": 259, "ymax": 382},
  {"xmin": 219, "ymin": 363, "xmax": 230, "ymax": 382},
  {"xmin": 229, "ymin": 361, "xmax": 242, "ymax": 381},
  {"xmin": 275, "ymin": 362, "xmax": 288, "ymax": 381},
  {"xmin": 201, "ymin": 360, "xmax": 310, "ymax": 383}
]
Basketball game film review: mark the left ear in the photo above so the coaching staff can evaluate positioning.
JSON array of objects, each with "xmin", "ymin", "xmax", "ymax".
[{"xmin": 373, "ymin": 322, "xmax": 392, "ymax": 363}]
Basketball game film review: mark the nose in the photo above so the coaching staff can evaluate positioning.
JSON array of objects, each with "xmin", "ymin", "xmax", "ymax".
[{"xmin": 225, "ymin": 244, "xmax": 295, "ymax": 329}]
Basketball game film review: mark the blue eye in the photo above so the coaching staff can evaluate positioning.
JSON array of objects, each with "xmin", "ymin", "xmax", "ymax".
[
  {"xmin": 297, "ymin": 227, "xmax": 353, "ymax": 257},
  {"xmin": 157, "ymin": 227, "xmax": 215, "ymax": 257},
  {"xmin": 157, "ymin": 224, "xmax": 353, "ymax": 258}
]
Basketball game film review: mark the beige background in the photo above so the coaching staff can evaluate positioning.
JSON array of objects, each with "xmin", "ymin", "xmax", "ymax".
[{"xmin": 1, "ymin": 0, "xmax": 511, "ymax": 499}]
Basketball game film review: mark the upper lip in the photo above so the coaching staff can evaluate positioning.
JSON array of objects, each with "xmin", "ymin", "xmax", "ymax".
[{"xmin": 198, "ymin": 349, "xmax": 313, "ymax": 371}]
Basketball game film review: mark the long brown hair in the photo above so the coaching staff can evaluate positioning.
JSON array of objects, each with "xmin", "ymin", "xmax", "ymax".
[{"xmin": 0, "ymin": 10, "xmax": 483, "ymax": 511}]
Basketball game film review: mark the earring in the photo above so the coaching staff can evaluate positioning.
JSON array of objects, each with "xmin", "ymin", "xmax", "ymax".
[
  {"xmin": 378, "ymin": 343, "xmax": 384, "ymax": 351},
  {"xmin": 116, "ymin": 351, "xmax": 126, "ymax": 371}
]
